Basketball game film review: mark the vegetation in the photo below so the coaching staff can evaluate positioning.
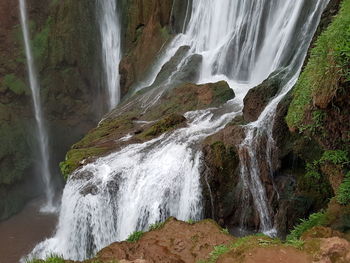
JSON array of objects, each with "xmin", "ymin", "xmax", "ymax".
[
  {"xmin": 287, "ymin": 212, "xmax": 327, "ymax": 241},
  {"xmin": 126, "ymin": 230, "xmax": 144, "ymax": 242},
  {"xmin": 148, "ymin": 221, "xmax": 166, "ymax": 231},
  {"xmin": 2, "ymin": 74, "xmax": 28, "ymax": 96},
  {"xmin": 286, "ymin": 0, "xmax": 350, "ymax": 129},
  {"xmin": 25, "ymin": 255, "xmax": 65, "ymax": 263},
  {"xmin": 198, "ymin": 245, "xmax": 230, "ymax": 263},
  {"xmin": 337, "ymin": 172, "xmax": 350, "ymax": 205}
]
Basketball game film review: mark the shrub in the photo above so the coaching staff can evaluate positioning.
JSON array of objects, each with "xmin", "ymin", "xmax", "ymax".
[
  {"xmin": 287, "ymin": 212, "xmax": 327, "ymax": 241},
  {"xmin": 337, "ymin": 172, "xmax": 350, "ymax": 205},
  {"xmin": 126, "ymin": 230, "xmax": 144, "ymax": 242}
]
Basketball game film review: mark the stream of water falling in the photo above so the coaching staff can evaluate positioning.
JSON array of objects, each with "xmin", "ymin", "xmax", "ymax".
[
  {"xmin": 19, "ymin": 0, "xmax": 55, "ymax": 213},
  {"xmin": 27, "ymin": 0, "xmax": 329, "ymax": 260},
  {"xmin": 98, "ymin": 0, "xmax": 122, "ymax": 110}
]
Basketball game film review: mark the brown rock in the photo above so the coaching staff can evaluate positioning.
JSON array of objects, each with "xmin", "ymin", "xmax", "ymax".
[{"xmin": 95, "ymin": 218, "xmax": 234, "ymax": 263}]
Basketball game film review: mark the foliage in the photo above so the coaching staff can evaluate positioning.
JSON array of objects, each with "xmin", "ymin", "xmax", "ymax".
[
  {"xmin": 126, "ymin": 230, "xmax": 144, "ymax": 242},
  {"xmin": 286, "ymin": 238, "xmax": 305, "ymax": 249},
  {"xmin": 287, "ymin": 212, "xmax": 327, "ymax": 241},
  {"xmin": 286, "ymin": 0, "xmax": 350, "ymax": 129},
  {"xmin": 221, "ymin": 228, "xmax": 229, "ymax": 234},
  {"xmin": 0, "ymin": 121, "xmax": 32, "ymax": 185},
  {"xmin": 187, "ymin": 219, "xmax": 196, "ymax": 224},
  {"xmin": 319, "ymin": 150, "xmax": 349, "ymax": 166},
  {"xmin": 198, "ymin": 245, "xmax": 230, "ymax": 263},
  {"xmin": 2, "ymin": 74, "xmax": 28, "ymax": 95},
  {"xmin": 26, "ymin": 254, "xmax": 65, "ymax": 263},
  {"xmin": 337, "ymin": 172, "xmax": 350, "ymax": 205},
  {"xmin": 148, "ymin": 221, "xmax": 165, "ymax": 231}
]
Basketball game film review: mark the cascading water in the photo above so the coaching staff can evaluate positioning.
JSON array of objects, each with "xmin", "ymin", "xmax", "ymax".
[
  {"xmin": 28, "ymin": 0, "xmax": 329, "ymax": 260},
  {"xmin": 19, "ymin": 0, "xmax": 55, "ymax": 212},
  {"xmin": 98, "ymin": 0, "xmax": 122, "ymax": 109}
]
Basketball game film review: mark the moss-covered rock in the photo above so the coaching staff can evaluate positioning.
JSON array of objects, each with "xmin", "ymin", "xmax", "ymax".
[{"xmin": 60, "ymin": 80, "xmax": 234, "ymax": 178}]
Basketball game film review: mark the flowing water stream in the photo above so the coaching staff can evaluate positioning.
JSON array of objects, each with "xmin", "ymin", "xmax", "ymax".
[
  {"xmin": 27, "ymin": 0, "xmax": 329, "ymax": 260},
  {"xmin": 98, "ymin": 0, "xmax": 122, "ymax": 109},
  {"xmin": 19, "ymin": 0, "xmax": 55, "ymax": 213}
]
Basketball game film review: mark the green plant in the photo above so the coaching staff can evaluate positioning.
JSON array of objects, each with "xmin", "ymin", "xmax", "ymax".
[
  {"xmin": 287, "ymin": 212, "xmax": 327, "ymax": 241},
  {"xmin": 286, "ymin": 0, "xmax": 350, "ymax": 130},
  {"xmin": 206, "ymin": 245, "xmax": 230, "ymax": 263},
  {"xmin": 2, "ymin": 74, "xmax": 28, "ymax": 95},
  {"xmin": 320, "ymin": 150, "xmax": 349, "ymax": 166},
  {"xmin": 305, "ymin": 162, "xmax": 321, "ymax": 179},
  {"xmin": 149, "ymin": 221, "xmax": 165, "ymax": 231},
  {"xmin": 187, "ymin": 219, "xmax": 195, "ymax": 224},
  {"xmin": 221, "ymin": 228, "xmax": 229, "ymax": 234},
  {"xmin": 286, "ymin": 238, "xmax": 305, "ymax": 249},
  {"xmin": 337, "ymin": 172, "xmax": 350, "ymax": 205},
  {"xmin": 126, "ymin": 230, "xmax": 144, "ymax": 242},
  {"xmin": 25, "ymin": 254, "xmax": 65, "ymax": 263}
]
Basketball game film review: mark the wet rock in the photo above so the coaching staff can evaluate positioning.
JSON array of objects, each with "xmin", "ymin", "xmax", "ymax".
[
  {"xmin": 62, "ymin": 80, "xmax": 234, "ymax": 177},
  {"xmin": 243, "ymin": 71, "xmax": 283, "ymax": 122},
  {"xmin": 201, "ymin": 123, "xmax": 244, "ymax": 225},
  {"xmin": 119, "ymin": 0, "xmax": 174, "ymax": 96}
]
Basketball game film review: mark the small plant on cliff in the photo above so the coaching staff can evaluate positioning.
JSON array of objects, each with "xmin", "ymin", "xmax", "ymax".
[
  {"xmin": 25, "ymin": 254, "xmax": 65, "ymax": 263},
  {"xmin": 149, "ymin": 221, "xmax": 165, "ymax": 231},
  {"xmin": 126, "ymin": 230, "xmax": 144, "ymax": 242},
  {"xmin": 320, "ymin": 150, "xmax": 349, "ymax": 166},
  {"xmin": 287, "ymin": 212, "xmax": 327, "ymax": 241},
  {"xmin": 200, "ymin": 245, "xmax": 230, "ymax": 263},
  {"xmin": 337, "ymin": 172, "xmax": 350, "ymax": 205}
]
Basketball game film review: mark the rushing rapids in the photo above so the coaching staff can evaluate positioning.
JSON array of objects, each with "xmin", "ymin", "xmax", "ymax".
[
  {"xmin": 19, "ymin": 0, "xmax": 55, "ymax": 212},
  {"xmin": 28, "ymin": 0, "xmax": 329, "ymax": 260}
]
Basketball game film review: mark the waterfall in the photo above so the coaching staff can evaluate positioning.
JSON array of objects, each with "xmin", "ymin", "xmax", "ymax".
[
  {"xmin": 98, "ymin": 0, "xmax": 122, "ymax": 110},
  {"xmin": 28, "ymin": 0, "xmax": 329, "ymax": 260},
  {"xmin": 19, "ymin": 0, "xmax": 55, "ymax": 212}
]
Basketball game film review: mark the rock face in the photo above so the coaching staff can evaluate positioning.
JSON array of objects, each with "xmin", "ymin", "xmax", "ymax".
[
  {"xmin": 60, "ymin": 80, "xmax": 235, "ymax": 178},
  {"xmin": 119, "ymin": 0, "xmax": 175, "ymax": 96},
  {"xmin": 64, "ymin": 221, "xmax": 350, "ymax": 263},
  {"xmin": 93, "ymin": 218, "xmax": 234, "ymax": 263},
  {"xmin": 242, "ymin": 71, "xmax": 282, "ymax": 122}
]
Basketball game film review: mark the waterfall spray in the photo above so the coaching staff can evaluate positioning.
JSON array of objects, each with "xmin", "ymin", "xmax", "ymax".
[
  {"xmin": 99, "ymin": 0, "xmax": 122, "ymax": 110},
  {"xmin": 19, "ymin": 0, "xmax": 55, "ymax": 212}
]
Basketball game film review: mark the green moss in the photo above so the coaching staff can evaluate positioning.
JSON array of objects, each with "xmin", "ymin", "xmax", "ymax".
[
  {"xmin": 141, "ymin": 113, "xmax": 185, "ymax": 138},
  {"xmin": 60, "ymin": 147, "xmax": 109, "ymax": 179},
  {"xmin": 2, "ymin": 74, "xmax": 28, "ymax": 96},
  {"xmin": 32, "ymin": 17, "xmax": 52, "ymax": 65},
  {"xmin": 287, "ymin": 0, "xmax": 350, "ymax": 129},
  {"xmin": 287, "ymin": 212, "xmax": 327, "ymax": 241}
]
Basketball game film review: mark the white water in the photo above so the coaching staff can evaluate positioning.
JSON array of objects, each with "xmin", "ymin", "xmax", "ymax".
[
  {"xmin": 19, "ymin": 0, "xmax": 55, "ymax": 212},
  {"xmin": 98, "ymin": 0, "xmax": 122, "ymax": 109},
  {"xmin": 28, "ymin": 0, "xmax": 329, "ymax": 260}
]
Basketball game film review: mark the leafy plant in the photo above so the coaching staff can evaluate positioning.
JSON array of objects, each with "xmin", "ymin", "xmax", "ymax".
[
  {"xmin": 221, "ymin": 228, "xmax": 229, "ymax": 234},
  {"xmin": 126, "ymin": 230, "xmax": 144, "ymax": 242},
  {"xmin": 320, "ymin": 150, "xmax": 349, "ymax": 166},
  {"xmin": 337, "ymin": 172, "xmax": 350, "ymax": 205},
  {"xmin": 287, "ymin": 212, "xmax": 327, "ymax": 241},
  {"xmin": 26, "ymin": 254, "xmax": 65, "ymax": 263},
  {"xmin": 149, "ymin": 221, "xmax": 165, "ymax": 231}
]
